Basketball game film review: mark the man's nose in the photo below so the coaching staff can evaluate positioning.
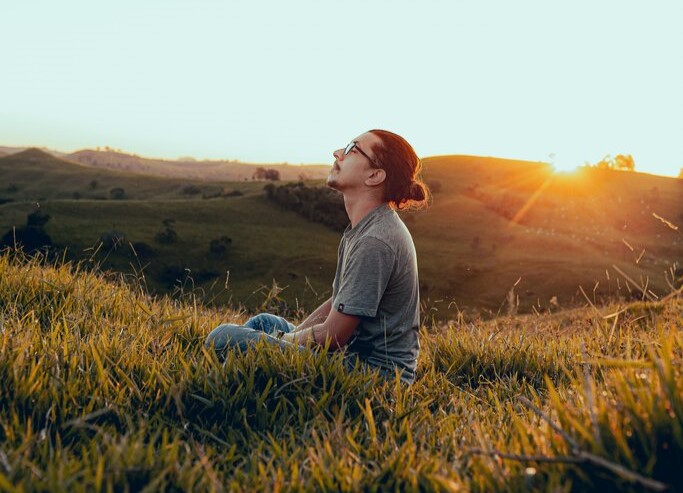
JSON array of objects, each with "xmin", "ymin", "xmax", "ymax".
[{"xmin": 333, "ymin": 148, "xmax": 344, "ymax": 161}]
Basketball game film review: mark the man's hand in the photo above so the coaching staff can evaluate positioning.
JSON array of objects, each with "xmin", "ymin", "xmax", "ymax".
[{"xmin": 284, "ymin": 308, "xmax": 359, "ymax": 349}]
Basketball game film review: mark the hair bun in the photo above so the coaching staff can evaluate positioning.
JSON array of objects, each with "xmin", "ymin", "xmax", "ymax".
[{"xmin": 409, "ymin": 181, "xmax": 426, "ymax": 201}]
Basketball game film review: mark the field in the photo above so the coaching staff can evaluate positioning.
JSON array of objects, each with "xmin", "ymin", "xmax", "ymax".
[
  {"xmin": 1, "ymin": 252, "xmax": 681, "ymax": 491},
  {"xmin": 1, "ymin": 148, "xmax": 681, "ymax": 321}
]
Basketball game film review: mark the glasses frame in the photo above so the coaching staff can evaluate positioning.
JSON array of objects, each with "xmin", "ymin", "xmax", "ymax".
[{"xmin": 344, "ymin": 141, "xmax": 381, "ymax": 168}]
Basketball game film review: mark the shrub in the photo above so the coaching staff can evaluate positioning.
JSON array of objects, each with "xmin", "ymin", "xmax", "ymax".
[
  {"xmin": 129, "ymin": 241, "xmax": 156, "ymax": 259},
  {"xmin": 0, "ymin": 227, "xmax": 52, "ymax": 252},
  {"xmin": 181, "ymin": 185, "xmax": 202, "ymax": 195},
  {"xmin": 110, "ymin": 187, "xmax": 125, "ymax": 200},
  {"xmin": 264, "ymin": 183, "xmax": 348, "ymax": 232},
  {"xmin": 155, "ymin": 228, "xmax": 178, "ymax": 244},
  {"xmin": 26, "ymin": 210, "xmax": 51, "ymax": 228},
  {"xmin": 99, "ymin": 230, "xmax": 126, "ymax": 250},
  {"xmin": 209, "ymin": 236, "xmax": 232, "ymax": 255}
]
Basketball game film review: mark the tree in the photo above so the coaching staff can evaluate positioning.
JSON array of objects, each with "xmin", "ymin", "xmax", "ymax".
[
  {"xmin": 613, "ymin": 154, "xmax": 635, "ymax": 172},
  {"xmin": 264, "ymin": 169, "xmax": 280, "ymax": 181},
  {"xmin": 592, "ymin": 154, "xmax": 635, "ymax": 171},
  {"xmin": 252, "ymin": 167, "xmax": 280, "ymax": 181}
]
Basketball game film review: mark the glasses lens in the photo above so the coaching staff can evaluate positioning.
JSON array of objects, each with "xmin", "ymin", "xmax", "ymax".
[{"xmin": 344, "ymin": 142, "xmax": 355, "ymax": 156}]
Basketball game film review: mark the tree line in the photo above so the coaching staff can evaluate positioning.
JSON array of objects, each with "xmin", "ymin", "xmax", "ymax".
[{"xmin": 263, "ymin": 182, "xmax": 348, "ymax": 232}]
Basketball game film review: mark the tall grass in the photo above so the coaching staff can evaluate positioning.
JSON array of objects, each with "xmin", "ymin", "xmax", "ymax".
[{"xmin": 0, "ymin": 251, "xmax": 681, "ymax": 491}]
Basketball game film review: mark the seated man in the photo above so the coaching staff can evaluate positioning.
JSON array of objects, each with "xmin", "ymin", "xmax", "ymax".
[{"xmin": 205, "ymin": 129, "xmax": 429, "ymax": 384}]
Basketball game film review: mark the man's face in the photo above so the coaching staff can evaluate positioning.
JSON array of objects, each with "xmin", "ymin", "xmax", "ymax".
[{"xmin": 327, "ymin": 132, "xmax": 383, "ymax": 192}]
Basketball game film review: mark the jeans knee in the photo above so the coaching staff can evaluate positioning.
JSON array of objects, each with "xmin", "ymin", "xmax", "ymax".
[
  {"xmin": 244, "ymin": 313, "xmax": 271, "ymax": 331},
  {"xmin": 244, "ymin": 313, "xmax": 294, "ymax": 334},
  {"xmin": 204, "ymin": 323, "xmax": 234, "ymax": 352}
]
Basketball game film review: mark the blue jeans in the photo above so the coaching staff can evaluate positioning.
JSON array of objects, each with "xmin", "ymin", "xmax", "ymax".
[
  {"xmin": 204, "ymin": 313, "xmax": 414, "ymax": 383},
  {"xmin": 204, "ymin": 313, "xmax": 301, "ymax": 355}
]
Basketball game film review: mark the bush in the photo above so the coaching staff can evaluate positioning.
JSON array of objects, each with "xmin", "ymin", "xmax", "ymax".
[
  {"xmin": 264, "ymin": 182, "xmax": 348, "ymax": 232},
  {"xmin": 129, "ymin": 241, "xmax": 156, "ymax": 259},
  {"xmin": 26, "ymin": 210, "xmax": 51, "ymax": 228},
  {"xmin": 110, "ymin": 187, "xmax": 125, "ymax": 200},
  {"xmin": 0, "ymin": 227, "xmax": 52, "ymax": 253},
  {"xmin": 181, "ymin": 185, "xmax": 202, "ymax": 196},
  {"xmin": 99, "ymin": 230, "xmax": 126, "ymax": 250},
  {"xmin": 209, "ymin": 236, "xmax": 232, "ymax": 255},
  {"xmin": 155, "ymin": 228, "xmax": 178, "ymax": 244}
]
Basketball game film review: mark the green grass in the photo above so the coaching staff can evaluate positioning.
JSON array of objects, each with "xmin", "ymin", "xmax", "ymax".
[{"xmin": 1, "ymin": 252, "xmax": 681, "ymax": 491}]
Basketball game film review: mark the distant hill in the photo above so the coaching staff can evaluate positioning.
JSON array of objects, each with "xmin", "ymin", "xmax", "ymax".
[
  {"xmin": 66, "ymin": 149, "xmax": 330, "ymax": 181},
  {"xmin": 0, "ymin": 145, "xmax": 330, "ymax": 181},
  {"xmin": 0, "ymin": 148, "xmax": 270, "ymax": 202},
  {"xmin": 0, "ymin": 145, "xmax": 69, "ymax": 158}
]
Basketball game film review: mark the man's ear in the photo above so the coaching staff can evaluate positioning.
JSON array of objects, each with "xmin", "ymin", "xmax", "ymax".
[{"xmin": 365, "ymin": 168, "xmax": 386, "ymax": 187}]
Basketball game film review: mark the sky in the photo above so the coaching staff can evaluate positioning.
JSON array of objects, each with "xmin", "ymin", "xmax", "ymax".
[{"xmin": 1, "ymin": 0, "xmax": 681, "ymax": 177}]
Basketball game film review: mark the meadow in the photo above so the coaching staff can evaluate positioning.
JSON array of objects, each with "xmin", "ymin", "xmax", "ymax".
[
  {"xmin": 1, "ymin": 148, "xmax": 681, "ymax": 320},
  {"xmin": 0, "ymin": 251, "xmax": 681, "ymax": 492}
]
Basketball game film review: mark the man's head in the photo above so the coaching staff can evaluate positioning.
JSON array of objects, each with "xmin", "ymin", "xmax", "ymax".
[{"xmin": 327, "ymin": 130, "xmax": 429, "ymax": 210}]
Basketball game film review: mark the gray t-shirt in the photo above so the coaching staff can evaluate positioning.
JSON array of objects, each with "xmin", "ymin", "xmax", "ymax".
[{"xmin": 331, "ymin": 203, "xmax": 420, "ymax": 382}]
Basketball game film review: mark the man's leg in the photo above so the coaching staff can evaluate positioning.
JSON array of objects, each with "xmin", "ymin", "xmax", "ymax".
[
  {"xmin": 243, "ymin": 313, "xmax": 296, "ymax": 335},
  {"xmin": 204, "ymin": 314, "xmax": 300, "ymax": 360}
]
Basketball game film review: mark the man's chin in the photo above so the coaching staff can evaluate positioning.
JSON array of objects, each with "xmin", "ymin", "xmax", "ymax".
[{"xmin": 326, "ymin": 176, "xmax": 339, "ymax": 190}]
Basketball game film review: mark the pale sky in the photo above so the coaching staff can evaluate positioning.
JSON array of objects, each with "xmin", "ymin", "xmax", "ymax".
[{"xmin": 1, "ymin": 0, "xmax": 681, "ymax": 176}]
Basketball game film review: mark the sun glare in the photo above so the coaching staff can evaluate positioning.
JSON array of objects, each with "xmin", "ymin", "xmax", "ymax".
[{"xmin": 550, "ymin": 156, "xmax": 581, "ymax": 174}]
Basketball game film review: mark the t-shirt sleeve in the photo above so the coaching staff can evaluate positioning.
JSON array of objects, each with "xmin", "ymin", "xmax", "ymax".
[{"xmin": 332, "ymin": 237, "xmax": 395, "ymax": 318}]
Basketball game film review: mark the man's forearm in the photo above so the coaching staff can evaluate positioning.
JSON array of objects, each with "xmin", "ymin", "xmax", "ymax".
[
  {"xmin": 295, "ymin": 297, "xmax": 332, "ymax": 331},
  {"xmin": 285, "ymin": 324, "xmax": 318, "ymax": 345},
  {"xmin": 286, "ymin": 322, "xmax": 338, "ymax": 348}
]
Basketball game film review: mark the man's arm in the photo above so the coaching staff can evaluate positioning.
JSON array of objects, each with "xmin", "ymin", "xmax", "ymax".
[
  {"xmin": 283, "ymin": 308, "xmax": 359, "ymax": 350},
  {"xmin": 294, "ymin": 297, "xmax": 332, "ymax": 331}
]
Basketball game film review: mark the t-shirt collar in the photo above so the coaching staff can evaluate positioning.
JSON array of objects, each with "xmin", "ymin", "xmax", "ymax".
[{"xmin": 344, "ymin": 203, "xmax": 391, "ymax": 238}]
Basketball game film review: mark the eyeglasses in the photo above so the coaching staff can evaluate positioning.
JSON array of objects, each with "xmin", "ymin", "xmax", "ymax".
[{"xmin": 344, "ymin": 141, "xmax": 380, "ymax": 168}]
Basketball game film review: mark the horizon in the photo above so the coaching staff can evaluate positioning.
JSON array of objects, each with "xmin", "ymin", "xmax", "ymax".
[
  {"xmin": 1, "ymin": 0, "xmax": 682, "ymax": 177},
  {"xmin": 5, "ymin": 143, "xmax": 683, "ymax": 181}
]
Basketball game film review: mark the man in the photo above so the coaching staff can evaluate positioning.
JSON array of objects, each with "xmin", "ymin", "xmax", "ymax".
[{"xmin": 205, "ymin": 129, "xmax": 429, "ymax": 383}]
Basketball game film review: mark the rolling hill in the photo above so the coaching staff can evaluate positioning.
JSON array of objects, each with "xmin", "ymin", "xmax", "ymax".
[
  {"xmin": 65, "ymin": 149, "xmax": 331, "ymax": 181},
  {"xmin": 0, "ymin": 145, "xmax": 330, "ymax": 181},
  {"xmin": 413, "ymin": 156, "xmax": 682, "ymax": 315},
  {"xmin": 1, "ymin": 149, "xmax": 680, "ymax": 319}
]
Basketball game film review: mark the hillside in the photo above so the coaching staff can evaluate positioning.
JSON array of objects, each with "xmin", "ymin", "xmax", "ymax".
[
  {"xmin": 1, "ymin": 150, "xmax": 681, "ymax": 318},
  {"xmin": 0, "ymin": 145, "xmax": 69, "ymax": 157},
  {"xmin": 410, "ymin": 155, "xmax": 683, "ymax": 315},
  {"xmin": 0, "ymin": 148, "xmax": 271, "ymax": 201},
  {"xmin": 65, "ymin": 149, "xmax": 330, "ymax": 181},
  {"xmin": 0, "ymin": 145, "xmax": 330, "ymax": 181},
  {"xmin": 0, "ymin": 252, "xmax": 681, "ymax": 491}
]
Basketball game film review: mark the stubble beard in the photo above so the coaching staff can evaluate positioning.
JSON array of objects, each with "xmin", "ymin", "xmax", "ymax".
[
  {"xmin": 326, "ymin": 175, "xmax": 339, "ymax": 190},
  {"xmin": 326, "ymin": 166, "xmax": 341, "ymax": 190}
]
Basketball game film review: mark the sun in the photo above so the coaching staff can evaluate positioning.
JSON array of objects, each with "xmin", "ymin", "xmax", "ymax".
[{"xmin": 549, "ymin": 154, "xmax": 581, "ymax": 174}]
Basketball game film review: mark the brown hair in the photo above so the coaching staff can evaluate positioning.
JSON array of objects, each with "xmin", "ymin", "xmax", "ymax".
[{"xmin": 368, "ymin": 129, "xmax": 430, "ymax": 210}]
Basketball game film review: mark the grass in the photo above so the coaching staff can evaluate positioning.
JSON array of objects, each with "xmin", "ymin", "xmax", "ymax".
[{"xmin": 1, "ymin": 250, "xmax": 681, "ymax": 491}]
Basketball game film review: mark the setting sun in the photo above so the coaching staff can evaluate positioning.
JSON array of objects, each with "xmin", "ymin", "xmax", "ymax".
[{"xmin": 550, "ymin": 154, "xmax": 581, "ymax": 174}]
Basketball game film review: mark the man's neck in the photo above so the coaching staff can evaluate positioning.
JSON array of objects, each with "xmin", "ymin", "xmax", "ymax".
[{"xmin": 343, "ymin": 193, "xmax": 385, "ymax": 228}]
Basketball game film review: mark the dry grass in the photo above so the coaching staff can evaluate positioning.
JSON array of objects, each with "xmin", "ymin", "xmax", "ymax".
[{"xmin": 0, "ymin": 251, "xmax": 681, "ymax": 492}]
